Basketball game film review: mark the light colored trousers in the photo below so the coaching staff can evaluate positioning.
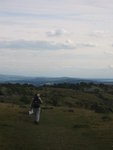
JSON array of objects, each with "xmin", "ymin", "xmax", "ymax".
[{"xmin": 33, "ymin": 107, "xmax": 41, "ymax": 122}]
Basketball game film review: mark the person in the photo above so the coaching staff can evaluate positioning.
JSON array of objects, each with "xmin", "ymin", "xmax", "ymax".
[{"xmin": 30, "ymin": 93, "xmax": 42, "ymax": 124}]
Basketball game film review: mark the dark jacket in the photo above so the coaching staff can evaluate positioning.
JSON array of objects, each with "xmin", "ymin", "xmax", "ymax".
[{"xmin": 31, "ymin": 95, "xmax": 42, "ymax": 108}]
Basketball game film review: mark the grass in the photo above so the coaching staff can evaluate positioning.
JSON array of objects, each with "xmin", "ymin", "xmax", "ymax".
[{"xmin": 0, "ymin": 103, "xmax": 113, "ymax": 150}]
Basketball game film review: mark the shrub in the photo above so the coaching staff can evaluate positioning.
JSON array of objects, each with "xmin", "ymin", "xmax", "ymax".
[
  {"xmin": 94, "ymin": 105, "xmax": 110, "ymax": 113},
  {"xmin": 20, "ymin": 96, "xmax": 30, "ymax": 104},
  {"xmin": 0, "ymin": 89, "xmax": 3, "ymax": 95}
]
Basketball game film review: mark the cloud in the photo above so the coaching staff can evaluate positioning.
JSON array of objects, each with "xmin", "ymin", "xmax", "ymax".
[
  {"xmin": 89, "ymin": 30, "xmax": 108, "ymax": 37},
  {"xmin": 0, "ymin": 40, "xmax": 98, "ymax": 51},
  {"xmin": 46, "ymin": 28, "xmax": 70, "ymax": 37},
  {"xmin": 0, "ymin": 40, "xmax": 75, "ymax": 50},
  {"xmin": 77, "ymin": 42, "xmax": 97, "ymax": 48}
]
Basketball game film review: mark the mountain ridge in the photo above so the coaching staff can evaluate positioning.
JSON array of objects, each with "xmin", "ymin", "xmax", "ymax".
[{"xmin": 0, "ymin": 74, "xmax": 113, "ymax": 86}]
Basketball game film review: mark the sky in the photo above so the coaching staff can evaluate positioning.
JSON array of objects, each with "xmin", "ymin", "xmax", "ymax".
[{"xmin": 0, "ymin": 0, "xmax": 113, "ymax": 78}]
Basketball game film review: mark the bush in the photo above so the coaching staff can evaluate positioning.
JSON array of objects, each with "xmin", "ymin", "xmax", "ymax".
[
  {"xmin": 0, "ymin": 89, "xmax": 4, "ymax": 95},
  {"xmin": 94, "ymin": 105, "xmax": 110, "ymax": 113},
  {"xmin": 20, "ymin": 96, "xmax": 30, "ymax": 105}
]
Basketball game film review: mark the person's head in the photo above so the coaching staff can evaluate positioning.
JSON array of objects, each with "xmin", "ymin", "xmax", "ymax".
[
  {"xmin": 34, "ymin": 93, "xmax": 37, "ymax": 97},
  {"xmin": 37, "ymin": 93, "xmax": 40, "ymax": 97}
]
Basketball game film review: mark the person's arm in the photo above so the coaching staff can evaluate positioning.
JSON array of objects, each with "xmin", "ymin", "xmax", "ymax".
[{"xmin": 39, "ymin": 97, "xmax": 43, "ymax": 104}]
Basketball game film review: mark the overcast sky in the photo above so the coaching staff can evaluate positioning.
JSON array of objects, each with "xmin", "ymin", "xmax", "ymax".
[{"xmin": 0, "ymin": 0, "xmax": 113, "ymax": 78}]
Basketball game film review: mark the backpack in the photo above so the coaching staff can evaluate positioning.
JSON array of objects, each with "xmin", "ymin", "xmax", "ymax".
[{"xmin": 33, "ymin": 96, "xmax": 41, "ymax": 108}]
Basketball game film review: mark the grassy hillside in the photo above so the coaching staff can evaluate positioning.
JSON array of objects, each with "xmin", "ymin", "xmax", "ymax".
[
  {"xmin": 0, "ymin": 103, "xmax": 113, "ymax": 150},
  {"xmin": 0, "ymin": 83, "xmax": 113, "ymax": 150},
  {"xmin": 0, "ymin": 83, "xmax": 113, "ymax": 113}
]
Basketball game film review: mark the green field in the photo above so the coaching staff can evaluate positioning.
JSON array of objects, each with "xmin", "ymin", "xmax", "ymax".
[{"xmin": 0, "ymin": 103, "xmax": 113, "ymax": 150}]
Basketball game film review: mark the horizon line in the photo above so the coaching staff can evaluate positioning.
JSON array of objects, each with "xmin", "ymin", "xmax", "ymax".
[{"xmin": 0, "ymin": 73, "xmax": 113, "ymax": 80}]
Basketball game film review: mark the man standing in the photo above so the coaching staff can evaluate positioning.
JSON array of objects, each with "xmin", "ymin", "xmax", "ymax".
[{"xmin": 30, "ymin": 93, "xmax": 42, "ymax": 124}]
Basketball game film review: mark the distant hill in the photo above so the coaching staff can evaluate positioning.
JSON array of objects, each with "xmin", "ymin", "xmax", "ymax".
[{"xmin": 0, "ymin": 74, "xmax": 113, "ymax": 86}]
